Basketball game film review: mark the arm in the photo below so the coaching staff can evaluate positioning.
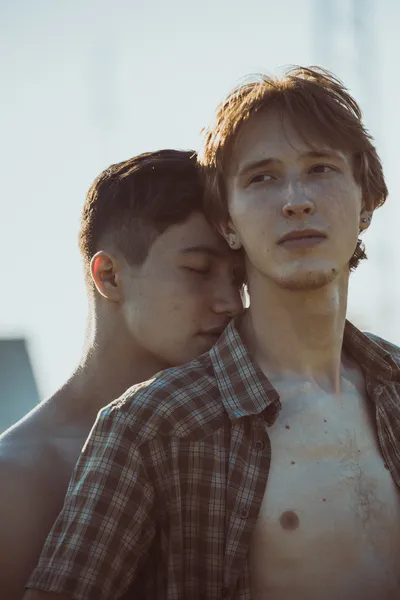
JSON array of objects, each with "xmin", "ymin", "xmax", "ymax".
[
  {"xmin": 25, "ymin": 408, "xmax": 156, "ymax": 600},
  {"xmin": 0, "ymin": 451, "xmax": 68, "ymax": 600},
  {"xmin": 0, "ymin": 463, "xmax": 44, "ymax": 599}
]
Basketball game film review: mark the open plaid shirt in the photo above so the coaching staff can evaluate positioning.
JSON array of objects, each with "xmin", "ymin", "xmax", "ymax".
[{"xmin": 27, "ymin": 320, "xmax": 400, "ymax": 600}]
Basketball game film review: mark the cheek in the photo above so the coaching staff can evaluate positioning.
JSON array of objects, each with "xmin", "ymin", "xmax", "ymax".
[
  {"xmin": 129, "ymin": 298, "xmax": 194, "ymax": 342},
  {"xmin": 322, "ymin": 183, "xmax": 361, "ymax": 234},
  {"xmin": 229, "ymin": 191, "xmax": 275, "ymax": 239},
  {"xmin": 153, "ymin": 288, "xmax": 203, "ymax": 325},
  {"xmin": 153, "ymin": 299, "xmax": 201, "ymax": 350}
]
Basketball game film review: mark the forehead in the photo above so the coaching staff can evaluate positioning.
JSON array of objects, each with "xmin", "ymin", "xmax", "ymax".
[
  {"xmin": 229, "ymin": 110, "xmax": 345, "ymax": 174},
  {"xmin": 149, "ymin": 211, "xmax": 232, "ymax": 258}
]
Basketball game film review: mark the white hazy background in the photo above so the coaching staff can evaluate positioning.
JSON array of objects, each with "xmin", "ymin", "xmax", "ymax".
[{"xmin": 1, "ymin": 0, "xmax": 399, "ymax": 399}]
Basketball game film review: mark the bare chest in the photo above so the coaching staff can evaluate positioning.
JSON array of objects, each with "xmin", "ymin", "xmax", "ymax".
[{"xmin": 249, "ymin": 386, "xmax": 400, "ymax": 600}]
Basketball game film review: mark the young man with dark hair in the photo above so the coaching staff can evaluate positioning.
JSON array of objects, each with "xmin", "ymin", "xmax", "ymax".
[
  {"xmin": 25, "ymin": 69, "xmax": 400, "ymax": 600},
  {"xmin": 0, "ymin": 149, "xmax": 243, "ymax": 600}
]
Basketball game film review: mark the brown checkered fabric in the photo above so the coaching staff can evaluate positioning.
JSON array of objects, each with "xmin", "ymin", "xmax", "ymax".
[{"xmin": 27, "ymin": 320, "xmax": 400, "ymax": 600}]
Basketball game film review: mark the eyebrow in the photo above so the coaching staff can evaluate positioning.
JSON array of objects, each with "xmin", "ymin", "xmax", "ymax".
[
  {"xmin": 179, "ymin": 245, "xmax": 225, "ymax": 258},
  {"xmin": 236, "ymin": 150, "xmax": 344, "ymax": 178}
]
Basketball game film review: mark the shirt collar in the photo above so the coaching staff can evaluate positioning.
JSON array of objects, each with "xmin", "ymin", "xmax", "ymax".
[
  {"xmin": 343, "ymin": 320, "xmax": 399, "ymax": 382},
  {"xmin": 209, "ymin": 320, "xmax": 279, "ymax": 421},
  {"xmin": 210, "ymin": 318, "xmax": 399, "ymax": 421}
]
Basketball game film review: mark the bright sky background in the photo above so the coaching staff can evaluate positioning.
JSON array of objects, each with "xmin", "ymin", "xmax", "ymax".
[{"xmin": 1, "ymin": 0, "xmax": 400, "ymax": 398}]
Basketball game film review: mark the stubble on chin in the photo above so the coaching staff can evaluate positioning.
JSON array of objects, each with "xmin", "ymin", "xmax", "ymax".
[{"xmin": 277, "ymin": 267, "xmax": 339, "ymax": 291}]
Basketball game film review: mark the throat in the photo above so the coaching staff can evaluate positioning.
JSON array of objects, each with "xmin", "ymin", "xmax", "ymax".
[
  {"xmin": 239, "ymin": 307, "xmax": 350, "ymax": 393},
  {"xmin": 243, "ymin": 267, "xmax": 350, "ymax": 387}
]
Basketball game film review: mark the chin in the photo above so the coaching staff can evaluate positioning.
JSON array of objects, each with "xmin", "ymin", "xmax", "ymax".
[{"xmin": 276, "ymin": 264, "xmax": 340, "ymax": 291}]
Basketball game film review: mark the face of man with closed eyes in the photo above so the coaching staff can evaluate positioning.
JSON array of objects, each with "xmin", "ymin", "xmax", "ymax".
[
  {"xmin": 224, "ymin": 110, "xmax": 370, "ymax": 291},
  {"xmin": 120, "ymin": 211, "xmax": 244, "ymax": 367}
]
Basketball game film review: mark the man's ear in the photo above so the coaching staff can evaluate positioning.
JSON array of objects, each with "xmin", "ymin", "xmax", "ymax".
[
  {"xmin": 220, "ymin": 221, "xmax": 242, "ymax": 250},
  {"xmin": 90, "ymin": 251, "xmax": 122, "ymax": 302}
]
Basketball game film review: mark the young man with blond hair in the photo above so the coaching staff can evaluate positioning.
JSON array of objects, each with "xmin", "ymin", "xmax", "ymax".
[{"xmin": 24, "ymin": 69, "xmax": 400, "ymax": 600}]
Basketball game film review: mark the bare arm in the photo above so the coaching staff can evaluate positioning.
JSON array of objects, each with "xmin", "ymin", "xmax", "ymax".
[{"xmin": 0, "ymin": 452, "xmax": 68, "ymax": 599}]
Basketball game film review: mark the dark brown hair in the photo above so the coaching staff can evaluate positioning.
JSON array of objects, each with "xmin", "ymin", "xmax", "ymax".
[
  {"xmin": 79, "ymin": 149, "xmax": 203, "ymax": 284},
  {"xmin": 199, "ymin": 66, "xmax": 388, "ymax": 269}
]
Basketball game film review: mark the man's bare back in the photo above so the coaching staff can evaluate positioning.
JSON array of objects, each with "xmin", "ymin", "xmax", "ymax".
[
  {"xmin": 0, "ymin": 389, "xmax": 98, "ymax": 599},
  {"xmin": 250, "ymin": 357, "xmax": 400, "ymax": 599}
]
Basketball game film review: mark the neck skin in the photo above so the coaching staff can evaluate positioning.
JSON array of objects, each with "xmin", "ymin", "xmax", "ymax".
[
  {"xmin": 47, "ymin": 304, "xmax": 168, "ymax": 432},
  {"xmin": 242, "ymin": 267, "xmax": 350, "ymax": 394}
]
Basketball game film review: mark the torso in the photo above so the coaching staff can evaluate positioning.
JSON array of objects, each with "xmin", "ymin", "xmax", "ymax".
[{"xmin": 249, "ymin": 365, "xmax": 400, "ymax": 600}]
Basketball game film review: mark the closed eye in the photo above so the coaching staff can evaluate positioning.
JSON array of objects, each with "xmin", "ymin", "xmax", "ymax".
[{"xmin": 184, "ymin": 267, "xmax": 210, "ymax": 275}]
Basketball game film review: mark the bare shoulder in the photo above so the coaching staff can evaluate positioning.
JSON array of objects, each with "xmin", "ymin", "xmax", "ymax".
[
  {"xmin": 0, "ymin": 397, "xmax": 67, "ymax": 476},
  {"xmin": 0, "ymin": 395, "xmax": 88, "ymax": 513},
  {"xmin": 0, "ymin": 404, "xmax": 77, "ymax": 599}
]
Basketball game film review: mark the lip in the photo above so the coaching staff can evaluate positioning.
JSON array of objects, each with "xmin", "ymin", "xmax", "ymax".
[{"xmin": 278, "ymin": 229, "xmax": 327, "ymax": 245}]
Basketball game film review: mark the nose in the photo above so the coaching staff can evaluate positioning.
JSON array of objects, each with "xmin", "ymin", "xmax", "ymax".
[
  {"xmin": 212, "ymin": 279, "xmax": 243, "ymax": 319},
  {"xmin": 282, "ymin": 183, "xmax": 315, "ymax": 219}
]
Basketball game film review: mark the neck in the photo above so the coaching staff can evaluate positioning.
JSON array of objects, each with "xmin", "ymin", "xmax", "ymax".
[
  {"xmin": 242, "ymin": 268, "xmax": 350, "ymax": 393},
  {"xmin": 52, "ymin": 310, "xmax": 169, "ymax": 427}
]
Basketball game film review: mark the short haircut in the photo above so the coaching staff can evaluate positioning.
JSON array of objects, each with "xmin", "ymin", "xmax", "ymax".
[
  {"xmin": 198, "ymin": 66, "xmax": 388, "ymax": 269},
  {"xmin": 79, "ymin": 149, "xmax": 203, "ymax": 284}
]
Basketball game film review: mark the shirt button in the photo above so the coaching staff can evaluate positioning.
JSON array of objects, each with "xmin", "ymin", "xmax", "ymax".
[
  {"xmin": 240, "ymin": 508, "xmax": 249, "ymax": 518},
  {"xmin": 254, "ymin": 440, "xmax": 264, "ymax": 451}
]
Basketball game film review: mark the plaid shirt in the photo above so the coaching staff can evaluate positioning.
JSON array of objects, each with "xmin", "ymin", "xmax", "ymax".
[{"xmin": 27, "ymin": 320, "xmax": 400, "ymax": 600}]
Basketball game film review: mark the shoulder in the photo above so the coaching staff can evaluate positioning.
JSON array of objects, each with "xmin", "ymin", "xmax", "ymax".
[
  {"xmin": 0, "ymin": 409, "xmax": 47, "ymax": 468},
  {"xmin": 0, "ymin": 400, "xmax": 73, "ymax": 494},
  {"xmin": 0, "ymin": 407, "xmax": 83, "ymax": 562},
  {"xmin": 97, "ymin": 353, "xmax": 223, "ymax": 444},
  {"xmin": 0, "ymin": 410, "xmax": 60, "ymax": 523},
  {"xmin": 363, "ymin": 331, "xmax": 400, "ymax": 368},
  {"xmin": 0, "ymin": 397, "xmax": 56, "ymax": 462}
]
